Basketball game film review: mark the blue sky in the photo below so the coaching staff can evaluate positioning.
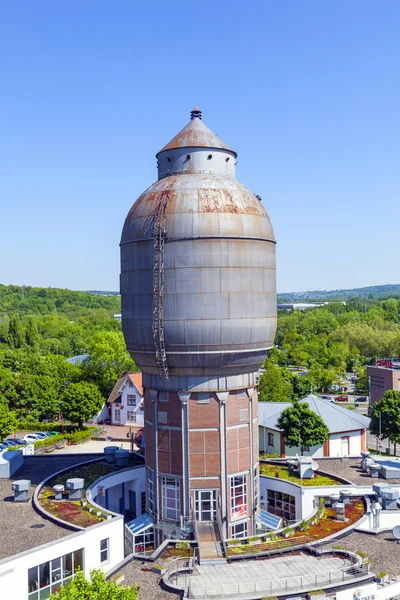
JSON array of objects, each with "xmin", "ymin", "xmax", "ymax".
[{"xmin": 1, "ymin": 1, "xmax": 399, "ymax": 293}]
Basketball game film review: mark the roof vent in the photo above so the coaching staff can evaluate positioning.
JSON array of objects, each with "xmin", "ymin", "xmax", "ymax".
[{"xmin": 190, "ymin": 107, "xmax": 202, "ymax": 120}]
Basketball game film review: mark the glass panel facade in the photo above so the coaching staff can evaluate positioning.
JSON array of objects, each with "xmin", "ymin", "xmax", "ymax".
[
  {"xmin": 230, "ymin": 474, "xmax": 247, "ymax": 520},
  {"xmin": 28, "ymin": 549, "xmax": 84, "ymax": 600},
  {"xmin": 162, "ymin": 477, "xmax": 180, "ymax": 521},
  {"xmin": 267, "ymin": 489, "xmax": 296, "ymax": 521},
  {"xmin": 231, "ymin": 520, "xmax": 248, "ymax": 539}
]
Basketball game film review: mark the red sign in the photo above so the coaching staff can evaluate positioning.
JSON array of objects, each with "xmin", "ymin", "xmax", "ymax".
[{"xmin": 376, "ymin": 360, "xmax": 393, "ymax": 368}]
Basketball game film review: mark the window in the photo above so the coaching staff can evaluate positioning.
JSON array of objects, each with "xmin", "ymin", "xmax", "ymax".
[
  {"xmin": 162, "ymin": 477, "xmax": 180, "ymax": 521},
  {"xmin": 127, "ymin": 394, "xmax": 136, "ymax": 405},
  {"xmin": 114, "ymin": 409, "xmax": 120, "ymax": 422},
  {"xmin": 141, "ymin": 491, "xmax": 146, "ymax": 514},
  {"xmin": 237, "ymin": 389, "xmax": 247, "ymax": 400},
  {"xmin": 230, "ymin": 474, "xmax": 247, "ymax": 520},
  {"xmin": 127, "ymin": 411, "xmax": 136, "ymax": 422},
  {"xmin": 268, "ymin": 432, "xmax": 274, "ymax": 446},
  {"xmin": 159, "ymin": 391, "xmax": 168, "ymax": 402},
  {"xmin": 158, "ymin": 411, "xmax": 167, "ymax": 424},
  {"xmin": 240, "ymin": 409, "xmax": 249, "ymax": 422},
  {"xmin": 100, "ymin": 538, "xmax": 109, "ymax": 564},
  {"xmin": 267, "ymin": 489, "xmax": 296, "ymax": 521},
  {"xmin": 254, "ymin": 466, "xmax": 259, "ymax": 508},
  {"xmin": 231, "ymin": 521, "xmax": 248, "ymax": 539},
  {"xmin": 148, "ymin": 470, "xmax": 154, "ymax": 512},
  {"xmin": 197, "ymin": 393, "xmax": 209, "ymax": 404},
  {"xmin": 28, "ymin": 549, "xmax": 84, "ymax": 600},
  {"xmin": 128, "ymin": 379, "xmax": 133, "ymax": 387}
]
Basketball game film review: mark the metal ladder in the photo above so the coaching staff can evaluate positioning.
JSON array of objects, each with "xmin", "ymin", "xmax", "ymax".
[{"xmin": 152, "ymin": 191, "xmax": 170, "ymax": 379}]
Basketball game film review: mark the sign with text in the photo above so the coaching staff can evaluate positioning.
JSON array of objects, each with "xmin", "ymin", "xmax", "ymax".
[{"xmin": 376, "ymin": 359, "xmax": 393, "ymax": 368}]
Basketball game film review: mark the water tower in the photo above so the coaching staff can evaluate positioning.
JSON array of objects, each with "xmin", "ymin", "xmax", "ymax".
[{"xmin": 120, "ymin": 109, "xmax": 276, "ymax": 540}]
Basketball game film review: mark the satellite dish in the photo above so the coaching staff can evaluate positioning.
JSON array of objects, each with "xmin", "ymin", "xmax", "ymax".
[{"xmin": 392, "ymin": 525, "xmax": 400, "ymax": 543}]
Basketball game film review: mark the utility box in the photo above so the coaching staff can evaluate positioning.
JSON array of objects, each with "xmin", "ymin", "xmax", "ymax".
[
  {"xmin": 340, "ymin": 490, "xmax": 351, "ymax": 505},
  {"xmin": 382, "ymin": 488, "xmax": 398, "ymax": 510},
  {"xmin": 115, "ymin": 449, "xmax": 129, "ymax": 467},
  {"xmin": 336, "ymin": 502, "xmax": 345, "ymax": 521},
  {"xmin": 104, "ymin": 446, "xmax": 119, "ymax": 464},
  {"xmin": 329, "ymin": 493, "xmax": 340, "ymax": 508},
  {"xmin": 12, "ymin": 479, "xmax": 31, "ymax": 502},
  {"xmin": 368, "ymin": 462, "xmax": 381, "ymax": 477},
  {"xmin": 299, "ymin": 458, "xmax": 314, "ymax": 479},
  {"xmin": 373, "ymin": 482, "xmax": 389, "ymax": 497},
  {"xmin": 53, "ymin": 484, "xmax": 64, "ymax": 500},
  {"xmin": 361, "ymin": 451, "xmax": 370, "ymax": 470},
  {"xmin": 66, "ymin": 478, "xmax": 84, "ymax": 500}
]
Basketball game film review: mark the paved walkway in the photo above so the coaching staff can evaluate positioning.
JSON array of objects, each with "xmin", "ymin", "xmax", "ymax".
[
  {"xmin": 177, "ymin": 554, "xmax": 351, "ymax": 599},
  {"xmin": 197, "ymin": 521, "xmax": 224, "ymax": 561}
]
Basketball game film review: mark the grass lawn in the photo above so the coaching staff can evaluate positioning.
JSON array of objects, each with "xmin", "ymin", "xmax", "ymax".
[{"xmin": 260, "ymin": 463, "xmax": 340, "ymax": 486}]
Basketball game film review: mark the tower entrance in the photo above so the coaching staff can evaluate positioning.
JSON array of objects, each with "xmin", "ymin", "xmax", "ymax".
[{"xmin": 194, "ymin": 490, "xmax": 217, "ymax": 522}]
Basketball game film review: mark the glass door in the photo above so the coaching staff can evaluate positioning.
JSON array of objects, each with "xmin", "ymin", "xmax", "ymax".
[{"xmin": 195, "ymin": 490, "xmax": 217, "ymax": 521}]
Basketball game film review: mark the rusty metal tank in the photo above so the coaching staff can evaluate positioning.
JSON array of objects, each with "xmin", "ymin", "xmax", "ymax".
[{"xmin": 120, "ymin": 108, "xmax": 276, "ymax": 391}]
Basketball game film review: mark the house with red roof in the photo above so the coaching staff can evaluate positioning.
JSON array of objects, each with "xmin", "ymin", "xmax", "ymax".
[{"xmin": 107, "ymin": 372, "xmax": 144, "ymax": 426}]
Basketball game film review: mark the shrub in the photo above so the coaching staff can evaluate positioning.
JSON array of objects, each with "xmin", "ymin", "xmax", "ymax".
[
  {"xmin": 175, "ymin": 541, "xmax": 190, "ymax": 549},
  {"xmin": 227, "ymin": 539, "xmax": 241, "ymax": 546},
  {"xmin": 65, "ymin": 427, "xmax": 97, "ymax": 443},
  {"xmin": 35, "ymin": 434, "xmax": 64, "ymax": 449},
  {"xmin": 376, "ymin": 572, "xmax": 387, "ymax": 579},
  {"xmin": 309, "ymin": 590, "xmax": 325, "ymax": 596},
  {"xmin": 247, "ymin": 536, "xmax": 260, "ymax": 542},
  {"xmin": 332, "ymin": 544, "xmax": 344, "ymax": 550}
]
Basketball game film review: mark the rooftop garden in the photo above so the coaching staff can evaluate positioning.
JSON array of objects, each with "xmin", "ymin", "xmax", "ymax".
[
  {"xmin": 226, "ymin": 498, "xmax": 365, "ymax": 557},
  {"xmin": 38, "ymin": 456, "xmax": 144, "ymax": 528},
  {"xmin": 260, "ymin": 463, "xmax": 340, "ymax": 486}
]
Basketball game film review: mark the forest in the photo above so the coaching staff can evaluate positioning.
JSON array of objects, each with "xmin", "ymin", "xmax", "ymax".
[{"xmin": 0, "ymin": 285, "xmax": 400, "ymax": 422}]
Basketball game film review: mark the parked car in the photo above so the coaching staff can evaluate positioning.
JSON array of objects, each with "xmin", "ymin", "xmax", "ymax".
[
  {"xmin": 335, "ymin": 395, "xmax": 349, "ymax": 402},
  {"xmin": 46, "ymin": 431, "xmax": 60, "ymax": 436},
  {"xmin": 331, "ymin": 385, "xmax": 340, "ymax": 391},
  {"xmin": 0, "ymin": 443, "xmax": 8, "ymax": 451},
  {"xmin": 1, "ymin": 439, "xmax": 19, "ymax": 447},
  {"xmin": 321, "ymin": 395, "xmax": 335, "ymax": 403},
  {"xmin": 356, "ymin": 396, "xmax": 368, "ymax": 402},
  {"xmin": 32, "ymin": 432, "xmax": 49, "ymax": 439},
  {"xmin": 24, "ymin": 434, "xmax": 42, "ymax": 443},
  {"xmin": 5, "ymin": 438, "xmax": 27, "ymax": 446}
]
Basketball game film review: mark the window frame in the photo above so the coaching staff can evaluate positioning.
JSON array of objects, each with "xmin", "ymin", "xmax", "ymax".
[
  {"xmin": 100, "ymin": 538, "xmax": 109, "ymax": 564},
  {"xmin": 230, "ymin": 474, "xmax": 247, "ymax": 521}
]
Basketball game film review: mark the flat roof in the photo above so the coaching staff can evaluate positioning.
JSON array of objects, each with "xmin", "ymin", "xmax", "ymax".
[{"xmin": 0, "ymin": 455, "xmax": 102, "ymax": 562}]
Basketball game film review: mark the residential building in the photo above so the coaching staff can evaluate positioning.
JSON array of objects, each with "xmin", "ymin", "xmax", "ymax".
[
  {"xmin": 107, "ymin": 372, "xmax": 144, "ymax": 427},
  {"xmin": 259, "ymin": 394, "xmax": 370, "ymax": 457}
]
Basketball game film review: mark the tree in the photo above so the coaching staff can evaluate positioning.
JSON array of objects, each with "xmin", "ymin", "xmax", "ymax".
[
  {"xmin": 292, "ymin": 374, "xmax": 315, "ymax": 401},
  {"xmin": 7, "ymin": 314, "xmax": 25, "ymax": 348},
  {"xmin": 60, "ymin": 382, "xmax": 103, "ymax": 428},
  {"xmin": 277, "ymin": 399, "xmax": 329, "ymax": 455},
  {"xmin": 370, "ymin": 391, "xmax": 400, "ymax": 450},
  {"xmin": 0, "ymin": 403, "xmax": 17, "ymax": 441},
  {"xmin": 82, "ymin": 331, "xmax": 136, "ymax": 396},
  {"xmin": 49, "ymin": 569, "xmax": 138, "ymax": 599},
  {"xmin": 258, "ymin": 361, "xmax": 293, "ymax": 402}
]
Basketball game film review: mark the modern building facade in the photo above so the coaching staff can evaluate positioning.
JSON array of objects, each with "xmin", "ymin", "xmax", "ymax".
[
  {"xmin": 367, "ymin": 359, "xmax": 400, "ymax": 405},
  {"xmin": 120, "ymin": 108, "xmax": 277, "ymax": 539}
]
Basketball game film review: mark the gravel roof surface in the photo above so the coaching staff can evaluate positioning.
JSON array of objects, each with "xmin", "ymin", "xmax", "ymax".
[
  {"xmin": 0, "ymin": 454, "xmax": 101, "ymax": 562},
  {"xmin": 316, "ymin": 458, "xmax": 390, "ymax": 485},
  {"xmin": 344, "ymin": 530, "xmax": 400, "ymax": 577},
  {"xmin": 119, "ymin": 559, "xmax": 181, "ymax": 599}
]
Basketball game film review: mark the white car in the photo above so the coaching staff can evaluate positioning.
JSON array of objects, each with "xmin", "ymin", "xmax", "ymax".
[
  {"xmin": 24, "ymin": 434, "xmax": 41, "ymax": 443},
  {"xmin": 321, "ymin": 395, "xmax": 335, "ymax": 403}
]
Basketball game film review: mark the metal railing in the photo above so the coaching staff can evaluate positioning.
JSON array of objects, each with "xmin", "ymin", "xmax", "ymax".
[
  {"xmin": 185, "ymin": 563, "xmax": 369, "ymax": 599},
  {"xmin": 216, "ymin": 513, "xmax": 225, "ymax": 544}
]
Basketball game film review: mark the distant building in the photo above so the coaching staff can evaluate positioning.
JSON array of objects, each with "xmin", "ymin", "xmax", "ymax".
[
  {"xmin": 65, "ymin": 354, "xmax": 89, "ymax": 365},
  {"xmin": 259, "ymin": 394, "xmax": 370, "ymax": 458},
  {"xmin": 277, "ymin": 302, "xmax": 346, "ymax": 311},
  {"xmin": 108, "ymin": 372, "xmax": 144, "ymax": 426},
  {"xmin": 367, "ymin": 359, "xmax": 400, "ymax": 405}
]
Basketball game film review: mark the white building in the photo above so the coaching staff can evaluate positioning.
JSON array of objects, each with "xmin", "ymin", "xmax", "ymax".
[
  {"xmin": 108, "ymin": 372, "xmax": 144, "ymax": 427},
  {"xmin": 259, "ymin": 394, "xmax": 370, "ymax": 458}
]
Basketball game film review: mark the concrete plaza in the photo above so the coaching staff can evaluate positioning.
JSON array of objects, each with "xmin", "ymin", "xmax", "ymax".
[{"xmin": 177, "ymin": 554, "xmax": 353, "ymax": 599}]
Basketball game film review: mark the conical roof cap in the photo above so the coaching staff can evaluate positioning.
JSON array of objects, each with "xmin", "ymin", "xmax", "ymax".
[{"xmin": 156, "ymin": 108, "xmax": 237, "ymax": 157}]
